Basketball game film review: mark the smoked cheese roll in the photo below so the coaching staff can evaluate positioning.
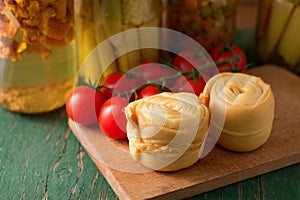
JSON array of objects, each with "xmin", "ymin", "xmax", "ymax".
[
  {"xmin": 125, "ymin": 92, "xmax": 209, "ymax": 171},
  {"xmin": 200, "ymin": 72, "xmax": 275, "ymax": 152}
]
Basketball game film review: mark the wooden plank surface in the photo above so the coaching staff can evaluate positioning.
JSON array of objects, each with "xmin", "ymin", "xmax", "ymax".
[{"xmin": 69, "ymin": 65, "xmax": 300, "ymax": 200}]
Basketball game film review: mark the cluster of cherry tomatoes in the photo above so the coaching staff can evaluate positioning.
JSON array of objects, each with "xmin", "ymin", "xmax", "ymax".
[{"xmin": 66, "ymin": 44, "xmax": 247, "ymax": 140}]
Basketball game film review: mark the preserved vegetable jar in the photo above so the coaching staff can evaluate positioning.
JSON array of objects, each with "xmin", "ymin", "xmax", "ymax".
[
  {"xmin": 257, "ymin": 0, "xmax": 300, "ymax": 75},
  {"xmin": 166, "ymin": 0, "xmax": 237, "ymax": 52},
  {"xmin": 75, "ymin": 0, "xmax": 163, "ymax": 77},
  {"xmin": 0, "ymin": 0, "xmax": 78, "ymax": 113}
]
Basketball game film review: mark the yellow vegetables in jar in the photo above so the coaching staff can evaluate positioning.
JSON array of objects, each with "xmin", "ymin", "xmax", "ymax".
[
  {"xmin": 257, "ymin": 0, "xmax": 300, "ymax": 75},
  {"xmin": 75, "ymin": 0, "xmax": 163, "ymax": 79}
]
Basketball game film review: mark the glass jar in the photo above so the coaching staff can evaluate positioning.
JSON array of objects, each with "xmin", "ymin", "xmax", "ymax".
[
  {"xmin": 75, "ymin": 0, "xmax": 163, "ymax": 77},
  {"xmin": 257, "ymin": 0, "xmax": 300, "ymax": 75},
  {"xmin": 0, "ymin": 1, "xmax": 78, "ymax": 114},
  {"xmin": 166, "ymin": 0, "xmax": 237, "ymax": 52}
]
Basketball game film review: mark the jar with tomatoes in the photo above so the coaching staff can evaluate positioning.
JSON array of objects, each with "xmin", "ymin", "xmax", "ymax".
[
  {"xmin": 0, "ymin": 0, "xmax": 78, "ymax": 113},
  {"xmin": 257, "ymin": 0, "xmax": 300, "ymax": 75},
  {"xmin": 166, "ymin": 0, "xmax": 237, "ymax": 52}
]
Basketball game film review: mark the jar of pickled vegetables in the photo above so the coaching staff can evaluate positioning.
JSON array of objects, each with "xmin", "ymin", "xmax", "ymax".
[
  {"xmin": 257, "ymin": 0, "xmax": 300, "ymax": 75},
  {"xmin": 166, "ymin": 0, "xmax": 237, "ymax": 52},
  {"xmin": 0, "ymin": 0, "xmax": 78, "ymax": 113},
  {"xmin": 75, "ymin": 0, "xmax": 163, "ymax": 77}
]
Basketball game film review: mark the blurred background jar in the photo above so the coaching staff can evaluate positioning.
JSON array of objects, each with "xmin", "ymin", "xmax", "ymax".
[
  {"xmin": 0, "ymin": 0, "xmax": 77, "ymax": 114},
  {"xmin": 75, "ymin": 0, "xmax": 163, "ymax": 79},
  {"xmin": 256, "ymin": 0, "xmax": 300, "ymax": 75},
  {"xmin": 166, "ymin": 0, "xmax": 237, "ymax": 52}
]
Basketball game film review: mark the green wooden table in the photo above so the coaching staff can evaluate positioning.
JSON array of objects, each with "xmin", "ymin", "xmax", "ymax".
[{"xmin": 0, "ymin": 100, "xmax": 300, "ymax": 200}]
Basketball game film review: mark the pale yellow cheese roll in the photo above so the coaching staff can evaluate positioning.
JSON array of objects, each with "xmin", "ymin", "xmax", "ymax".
[
  {"xmin": 125, "ymin": 92, "xmax": 209, "ymax": 171},
  {"xmin": 200, "ymin": 72, "xmax": 275, "ymax": 152}
]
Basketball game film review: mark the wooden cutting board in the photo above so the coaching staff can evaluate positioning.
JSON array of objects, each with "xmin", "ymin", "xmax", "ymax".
[{"xmin": 69, "ymin": 65, "xmax": 300, "ymax": 200}]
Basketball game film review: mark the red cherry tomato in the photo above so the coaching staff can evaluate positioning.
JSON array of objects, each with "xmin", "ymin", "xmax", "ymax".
[
  {"xmin": 216, "ymin": 51, "xmax": 247, "ymax": 71},
  {"xmin": 66, "ymin": 86, "xmax": 106, "ymax": 126},
  {"xmin": 173, "ymin": 50, "xmax": 207, "ymax": 72},
  {"xmin": 100, "ymin": 72, "xmax": 137, "ymax": 101},
  {"xmin": 173, "ymin": 76, "xmax": 206, "ymax": 96},
  {"xmin": 98, "ymin": 96, "xmax": 128, "ymax": 140},
  {"xmin": 100, "ymin": 72, "xmax": 123, "ymax": 99},
  {"xmin": 210, "ymin": 44, "xmax": 247, "ymax": 72},
  {"xmin": 138, "ymin": 85, "xmax": 161, "ymax": 99},
  {"xmin": 138, "ymin": 61, "xmax": 175, "ymax": 81},
  {"xmin": 113, "ymin": 75, "xmax": 137, "ymax": 101},
  {"xmin": 209, "ymin": 44, "xmax": 224, "ymax": 61}
]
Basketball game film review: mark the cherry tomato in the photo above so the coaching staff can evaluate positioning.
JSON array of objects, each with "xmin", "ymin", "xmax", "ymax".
[
  {"xmin": 98, "ymin": 96, "xmax": 128, "ymax": 140},
  {"xmin": 100, "ymin": 72, "xmax": 123, "ymax": 99},
  {"xmin": 209, "ymin": 44, "xmax": 224, "ymax": 61},
  {"xmin": 173, "ymin": 76, "xmax": 206, "ymax": 96},
  {"xmin": 113, "ymin": 75, "xmax": 137, "ymax": 101},
  {"xmin": 217, "ymin": 62, "xmax": 247, "ymax": 73},
  {"xmin": 138, "ymin": 84, "xmax": 161, "ymax": 99},
  {"xmin": 173, "ymin": 50, "xmax": 207, "ymax": 72},
  {"xmin": 137, "ymin": 61, "xmax": 175, "ymax": 82},
  {"xmin": 66, "ymin": 86, "xmax": 106, "ymax": 126},
  {"xmin": 210, "ymin": 44, "xmax": 247, "ymax": 72},
  {"xmin": 100, "ymin": 72, "xmax": 137, "ymax": 101}
]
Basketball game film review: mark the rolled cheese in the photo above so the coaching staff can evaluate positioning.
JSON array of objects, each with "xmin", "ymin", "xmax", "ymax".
[
  {"xmin": 125, "ymin": 92, "xmax": 209, "ymax": 171},
  {"xmin": 200, "ymin": 72, "xmax": 275, "ymax": 152}
]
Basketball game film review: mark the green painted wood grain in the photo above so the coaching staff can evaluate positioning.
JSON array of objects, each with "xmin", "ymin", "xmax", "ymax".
[
  {"xmin": 0, "ymin": 106, "xmax": 299, "ymax": 200},
  {"xmin": 189, "ymin": 164, "xmax": 300, "ymax": 200},
  {"xmin": 0, "ymin": 107, "xmax": 117, "ymax": 200}
]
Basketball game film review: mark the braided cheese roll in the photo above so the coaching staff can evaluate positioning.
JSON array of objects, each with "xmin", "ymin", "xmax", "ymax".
[
  {"xmin": 200, "ymin": 72, "xmax": 275, "ymax": 152},
  {"xmin": 125, "ymin": 92, "xmax": 209, "ymax": 171}
]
